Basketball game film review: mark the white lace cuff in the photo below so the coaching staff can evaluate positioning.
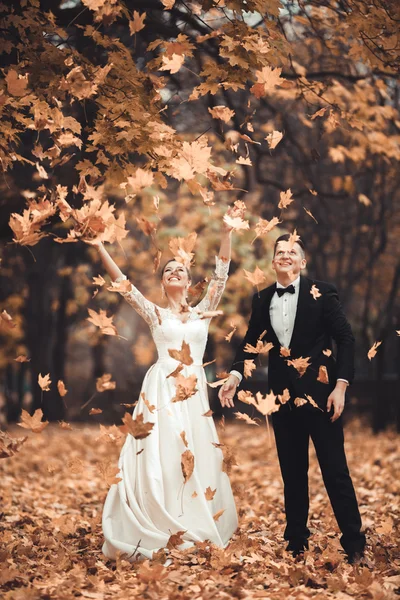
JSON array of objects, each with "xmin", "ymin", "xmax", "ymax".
[{"xmin": 214, "ymin": 256, "xmax": 230, "ymax": 280}]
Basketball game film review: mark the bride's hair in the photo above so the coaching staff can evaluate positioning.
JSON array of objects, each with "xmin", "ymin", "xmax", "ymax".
[{"xmin": 160, "ymin": 259, "xmax": 191, "ymax": 280}]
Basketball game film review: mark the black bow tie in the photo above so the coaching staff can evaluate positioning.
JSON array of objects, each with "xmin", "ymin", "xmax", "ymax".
[{"xmin": 276, "ymin": 284, "xmax": 295, "ymax": 297}]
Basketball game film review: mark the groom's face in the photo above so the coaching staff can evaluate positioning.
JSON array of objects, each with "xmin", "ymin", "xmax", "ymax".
[{"xmin": 272, "ymin": 241, "xmax": 306, "ymax": 278}]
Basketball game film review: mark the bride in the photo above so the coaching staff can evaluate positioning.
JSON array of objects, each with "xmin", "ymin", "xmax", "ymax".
[{"xmin": 92, "ymin": 216, "xmax": 238, "ymax": 560}]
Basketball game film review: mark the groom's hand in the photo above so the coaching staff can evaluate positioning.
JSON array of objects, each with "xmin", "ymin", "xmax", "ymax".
[
  {"xmin": 327, "ymin": 381, "xmax": 347, "ymax": 422},
  {"xmin": 219, "ymin": 374, "xmax": 240, "ymax": 408}
]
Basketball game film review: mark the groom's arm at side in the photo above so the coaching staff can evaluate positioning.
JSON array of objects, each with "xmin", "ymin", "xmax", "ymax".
[{"xmin": 323, "ymin": 283, "xmax": 355, "ymax": 384}]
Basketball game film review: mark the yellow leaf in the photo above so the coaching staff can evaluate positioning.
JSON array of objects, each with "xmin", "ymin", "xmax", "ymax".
[
  {"xmin": 168, "ymin": 340, "xmax": 193, "ymax": 365},
  {"xmin": 368, "ymin": 341, "xmax": 381, "ymax": 361},
  {"xmin": 317, "ymin": 366, "xmax": 329, "ymax": 384},
  {"xmin": 243, "ymin": 266, "xmax": 266, "ymax": 290},
  {"xmin": 265, "ymin": 130, "xmax": 283, "ymax": 149},
  {"xmin": 159, "ymin": 53, "xmax": 185, "ymax": 74},
  {"xmin": 234, "ymin": 412, "xmax": 259, "ymax": 426},
  {"xmin": 18, "ymin": 409, "xmax": 49, "ymax": 433},
  {"xmin": 129, "ymin": 11, "xmax": 146, "ymax": 34},
  {"xmin": 243, "ymin": 359, "xmax": 256, "ymax": 379},
  {"xmin": 205, "ymin": 486, "xmax": 217, "ymax": 500},
  {"xmin": 57, "ymin": 380, "xmax": 68, "ymax": 397},
  {"xmin": 310, "ymin": 284, "xmax": 322, "ymax": 300},
  {"xmin": 278, "ymin": 188, "xmax": 294, "ymax": 209}
]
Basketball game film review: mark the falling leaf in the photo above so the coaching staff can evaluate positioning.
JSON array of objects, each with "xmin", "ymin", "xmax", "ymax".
[
  {"xmin": 303, "ymin": 207, "xmax": 318, "ymax": 223},
  {"xmin": 251, "ymin": 66, "xmax": 285, "ymax": 98},
  {"xmin": 124, "ymin": 169, "xmax": 154, "ymax": 194},
  {"xmin": 287, "ymin": 356, "xmax": 311, "ymax": 377},
  {"xmin": 280, "ymin": 346, "xmax": 291, "ymax": 357},
  {"xmin": 278, "ymin": 388, "xmax": 290, "ymax": 404},
  {"xmin": 317, "ymin": 365, "xmax": 329, "ymax": 384},
  {"xmin": 161, "ymin": 0, "xmax": 176, "ymax": 8},
  {"xmin": 252, "ymin": 217, "xmax": 281, "ymax": 243},
  {"xmin": 225, "ymin": 323, "xmax": 237, "ymax": 342},
  {"xmin": 168, "ymin": 340, "xmax": 193, "ymax": 365},
  {"xmin": 172, "ymin": 373, "xmax": 198, "ymax": 402},
  {"xmin": 243, "ymin": 266, "xmax": 266, "ymax": 291},
  {"xmin": 38, "ymin": 373, "xmax": 51, "ymax": 392},
  {"xmin": 92, "ymin": 274, "xmax": 106, "ymax": 286},
  {"xmin": 87, "ymin": 308, "xmax": 118, "ymax": 337},
  {"xmin": 205, "ymin": 486, "xmax": 217, "ymax": 500},
  {"xmin": 305, "ymin": 394, "xmax": 323, "ymax": 411},
  {"xmin": 181, "ymin": 449, "xmax": 194, "ymax": 483},
  {"xmin": 121, "ymin": 412, "xmax": 154, "ymax": 440},
  {"xmin": 294, "ymin": 397, "xmax": 307, "ymax": 407},
  {"xmin": 14, "ymin": 355, "xmax": 30, "ymax": 363},
  {"xmin": 310, "ymin": 284, "xmax": 322, "ymax": 300},
  {"xmin": 323, "ymin": 348, "xmax": 332, "ymax": 357},
  {"xmin": 57, "ymin": 380, "xmax": 68, "ymax": 397},
  {"xmin": 278, "ymin": 189, "xmax": 294, "ymax": 209},
  {"xmin": 96, "ymin": 373, "xmax": 116, "ymax": 392},
  {"xmin": 59, "ymin": 421, "xmax": 73, "ymax": 430},
  {"xmin": 18, "ymin": 409, "xmax": 49, "ymax": 433},
  {"xmin": 236, "ymin": 156, "xmax": 252, "ymax": 166},
  {"xmin": 97, "ymin": 461, "xmax": 122, "ymax": 486},
  {"xmin": 213, "ymin": 508, "xmax": 226, "ymax": 522},
  {"xmin": 288, "ymin": 229, "xmax": 301, "ymax": 250},
  {"xmin": 0, "ymin": 310, "xmax": 16, "ymax": 330},
  {"xmin": 234, "ymin": 412, "xmax": 259, "ymax": 426},
  {"xmin": 244, "ymin": 340, "xmax": 273, "ymax": 355},
  {"xmin": 253, "ymin": 391, "xmax": 279, "ymax": 416},
  {"xmin": 265, "ymin": 130, "xmax": 283, "ymax": 149},
  {"xmin": 368, "ymin": 341, "xmax": 382, "ymax": 361},
  {"xmin": 89, "ymin": 408, "xmax": 102, "ymax": 415},
  {"xmin": 129, "ymin": 11, "xmax": 146, "ymax": 34},
  {"xmin": 200, "ymin": 310, "xmax": 223, "ymax": 319},
  {"xmin": 208, "ymin": 106, "xmax": 235, "ymax": 123},
  {"xmin": 107, "ymin": 279, "xmax": 132, "ymax": 293},
  {"xmin": 169, "ymin": 232, "xmax": 197, "ymax": 268},
  {"xmin": 244, "ymin": 359, "xmax": 256, "ymax": 379},
  {"xmin": 223, "ymin": 214, "xmax": 250, "ymax": 233},
  {"xmin": 141, "ymin": 393, "xmax": 156, "ymax": 413},
  {"xmin": 180, "ymin": 431, "xmax": 188, "ymax": 447},
  {"xmin": 358, "ymin": 193, "xmax": 372, "ymax": 206},
  {"xmin": 167, "ymin": 363, "xmax": 184, "ymax": 379}
]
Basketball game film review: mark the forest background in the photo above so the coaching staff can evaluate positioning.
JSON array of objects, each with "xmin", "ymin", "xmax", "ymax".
[{"xmin": 0, "ymin": 0, "xmax": 399, "ymax": 434}]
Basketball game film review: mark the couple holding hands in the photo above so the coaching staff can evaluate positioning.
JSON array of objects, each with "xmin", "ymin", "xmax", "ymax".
[{"xmin": 94, "ymin": 213, "xmax": 366, "ymax": 565}]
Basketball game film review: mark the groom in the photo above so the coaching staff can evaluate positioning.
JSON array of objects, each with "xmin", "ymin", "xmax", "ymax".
[{"xmin": 219, "ymin": 234, "xmax": 366, "ymax": 563}]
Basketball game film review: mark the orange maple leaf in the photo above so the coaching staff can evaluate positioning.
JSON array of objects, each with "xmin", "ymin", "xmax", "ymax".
[
  {"xmin": 87, "ymin": 308, "xmax": 118, "ymax": 336},
  {"xmin": 305, "ymin": 394, "xmax": 323, "ymax": 411},
  {"xmin": 168, "ymin": 341, "xmax": 193, "ymax": 366},
  {"xmin": 172, "ymin": 373, "xmax": 198, "ymax": 402},
  {"xmin": 18, "ymin": 409, "xmax": 49, "ymax": 433},
  {"xmin": 160, "ymin": 53, "xmax": 185, "ymax": 74},
  {"xmin": 278, "ymin": 388, "xmax": 290, "ymax": 404},
  {"xmin": 244, "ymin": 359, "xmax": 256, "ymax": 379},
  {"xmin": 252, "ymin": 216, "xmax": 281, "ymax": 243},
  {"xmin": 234, "ymin": 412, "xmax": 259, "ymax": 426},
  {"xmin": 129, "ymin": 11, "xmax": 146, "ymax": 34},
  {"xmin": 244, "ymin": 340, "xmax": 274, "ymax": 355},
  {"xmin": 287, "ymin": 356, "xmax": 311, "ymax": 377},
  {"xmin": 265, "ymin": 130, "xmax": 283, "ymax": 149},
  {"xmin": 317, "ymin": 365, "xmax": 329, "ymax": 384},
  {"xmin": 310, "ymin": 284, "xmax": 322, "ymax": 300},
  {"xmin": 57, "ymin": 380, "xmax": 68, "ymax": 397},
  {"xmin": 121, "ymin": 412, "xmax": 154, "ymax": 440},
  {"xmin": 243, "ymin": 266, "xmax": 266, "ymax": 291},
  {"xmin": 205, "ymin": 486, "xmax": 217, "ymax": 500},
  {"xmin": 223, "ymin": 214, "xmax": 250, "ymax": 233},
  {"xmin": 278, "ymin": 188, "xmax": 294, "ymax": 209},
  {"xmin": 294, "ymin": 397, "xmax": 307, "ymax": 407},
  {"xmin": 213, "ymin": 508, "xmax": 226, "ymax": 522}
]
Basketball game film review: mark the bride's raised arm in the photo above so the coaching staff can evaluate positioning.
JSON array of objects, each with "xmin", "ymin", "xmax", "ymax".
[
  {"xmin": 196, "ymin": 219, "xmax": 233, "ymax": 314},
  {"xmin": 92, "ymin": 241, "xmax": 158, "ymax": 328}
]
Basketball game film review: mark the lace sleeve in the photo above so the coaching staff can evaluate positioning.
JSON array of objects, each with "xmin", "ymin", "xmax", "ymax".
[
  {"xmin": 196, "ymin": 256, "xmax": 230, "ymax": 314},
  {"xmin": 114, "ymin": 275, "xmax": 158, "ymax": 328}
]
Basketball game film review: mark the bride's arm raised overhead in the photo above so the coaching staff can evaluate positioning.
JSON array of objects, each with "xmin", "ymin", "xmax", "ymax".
[
  {"xmin": 196, "ymin": 217, "xmax": 233, "ymax": 314},
  {"xmin": 90, "ymin": 240, "xmax": 158, "ymax": 327}
]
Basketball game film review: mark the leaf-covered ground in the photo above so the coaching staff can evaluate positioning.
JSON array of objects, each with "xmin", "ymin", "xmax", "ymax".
[{"xmin": 1, "ymin": 419, "xmax": 399, "ymax": 600}]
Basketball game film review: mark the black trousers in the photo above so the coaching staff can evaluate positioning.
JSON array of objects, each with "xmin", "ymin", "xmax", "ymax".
[{"xmin": 271, "ymin": 407, "xmax": 366, "ymax": 555}]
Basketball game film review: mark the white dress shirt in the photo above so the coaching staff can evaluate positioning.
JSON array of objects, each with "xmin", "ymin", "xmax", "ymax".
[{"xmin": 230, "ymin": 276, "xmax": 348, "ymax": 385}]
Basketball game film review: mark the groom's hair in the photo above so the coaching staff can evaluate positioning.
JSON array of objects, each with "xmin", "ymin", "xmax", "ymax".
[{"xmin": 274, "ymin": 234, "xmax": 305, "ymax": 257}]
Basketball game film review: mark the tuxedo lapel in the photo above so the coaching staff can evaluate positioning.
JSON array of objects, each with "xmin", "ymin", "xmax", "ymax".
[
  {"xmin": 289, "ymin": 276, "xmax": 311, "ymax": 350},
  {"xmin": 261, "ymin": 284, "xmax": 280, "ymax": 348}
]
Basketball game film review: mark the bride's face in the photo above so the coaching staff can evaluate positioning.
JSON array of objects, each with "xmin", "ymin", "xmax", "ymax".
[{"xmin": 162, "ymin": 261, "xmax": 191, "ymax": 295}]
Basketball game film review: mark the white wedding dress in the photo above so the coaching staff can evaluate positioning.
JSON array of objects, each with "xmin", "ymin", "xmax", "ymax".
[{"xmin": 102, "ymin": 257, "xmax": 238, "ymax": 560}]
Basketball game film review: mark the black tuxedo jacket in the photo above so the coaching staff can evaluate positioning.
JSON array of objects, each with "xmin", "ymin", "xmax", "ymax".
[{"xmin": 231, "ymin": 276, "xmax": 355, "ymax": 408}]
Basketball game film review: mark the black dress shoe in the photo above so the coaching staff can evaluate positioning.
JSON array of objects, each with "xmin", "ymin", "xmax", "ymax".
[
  {"xmin": 286, "ymin": 541, "xmax": 308, "ymax": 557},
  {"xmin": 347, "ymin": 551, "xmax": 365, "ymax": 565}
]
